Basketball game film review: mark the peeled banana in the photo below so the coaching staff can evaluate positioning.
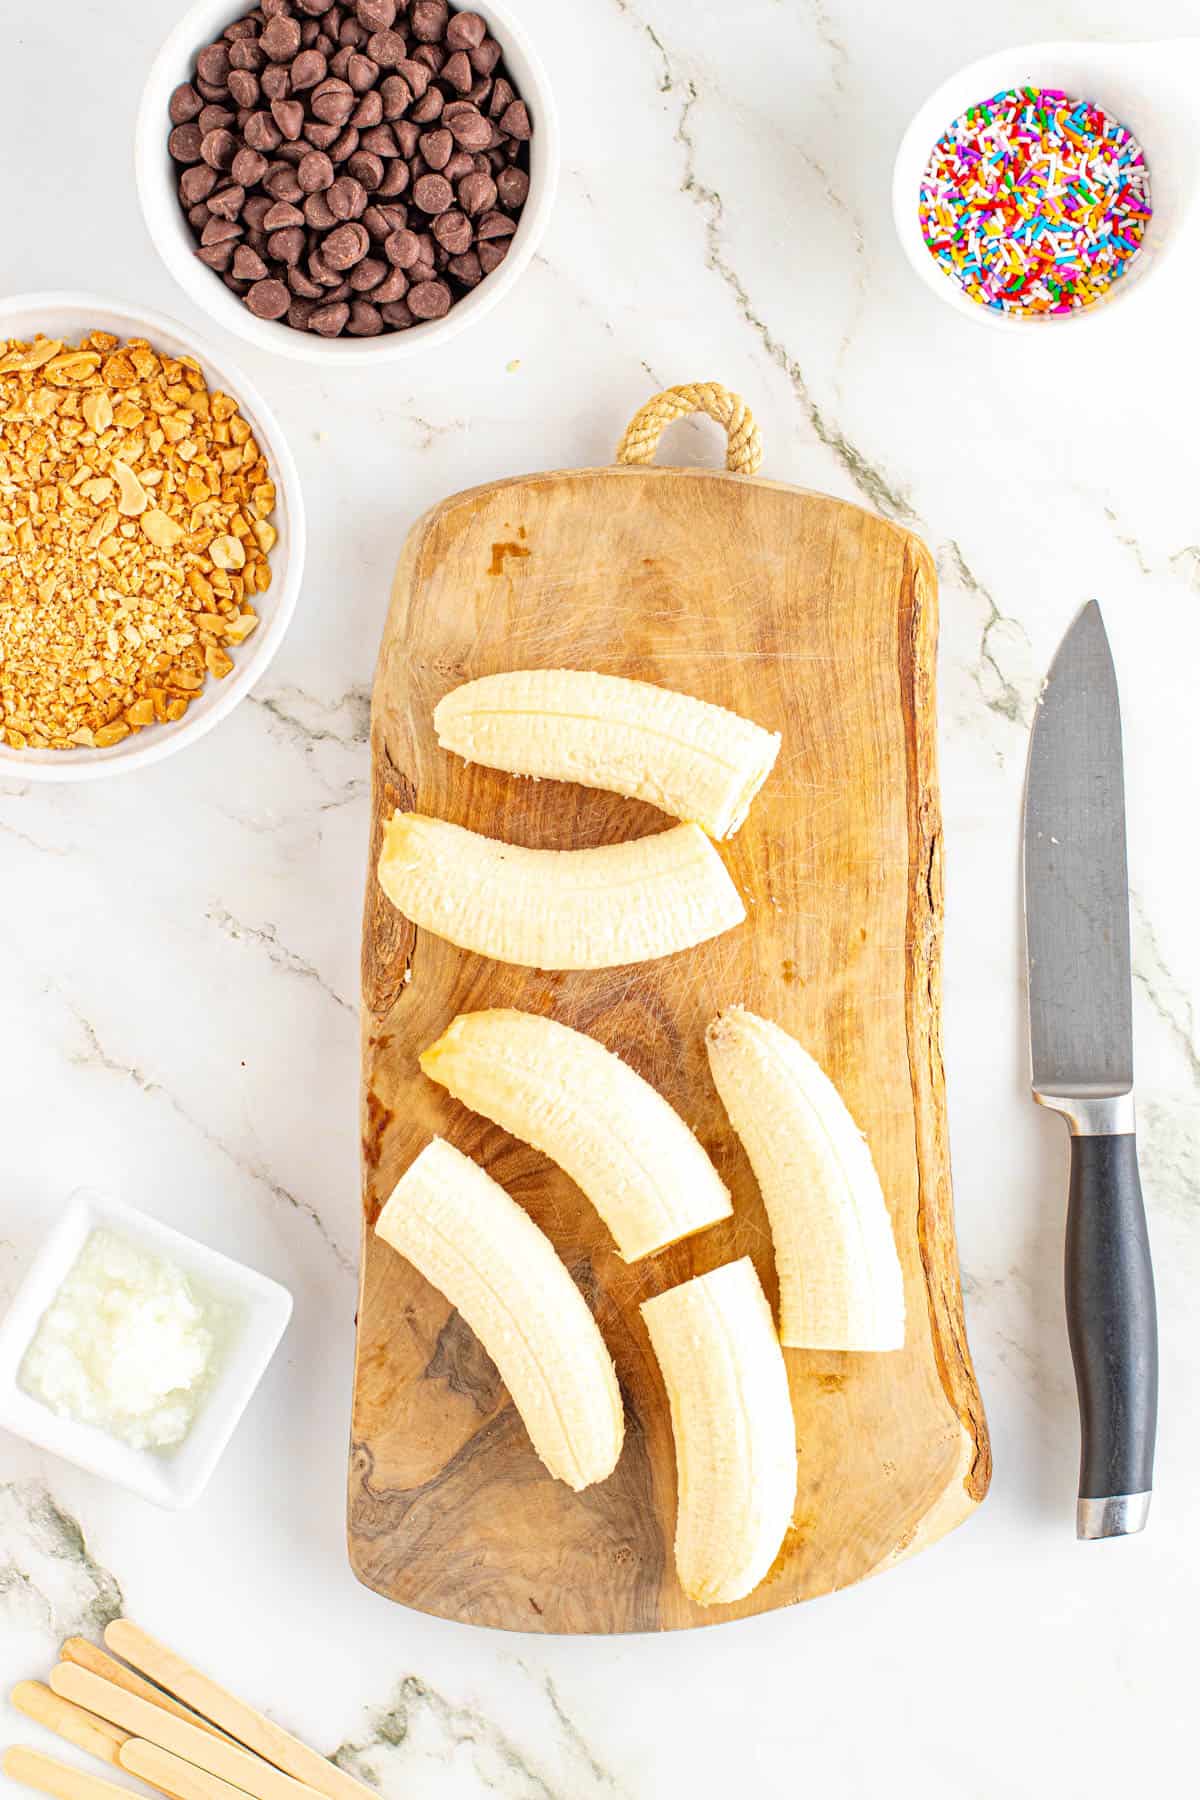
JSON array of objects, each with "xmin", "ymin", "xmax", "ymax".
[
  {"xmin": 420, "ymin": 1009, "xmax": 733, "ymax": 1261},
  {"xmin": 377, "ymin": 813, "xmax": 745, "ymax": 970},
  {"xmin": 434, "ymin": 668, "xmax": 781, "ymax": 839},
  {"xmin": 642, "ymin": 1258, "xmax": 796, "ymax": 1606},
  {"xmin": 375, "ymin": 1137, "xmax": 624, "ymax": 1490},
  {"xmin": 705, "ymin": 1007, "xmax": 906, "ymax": 1351}
]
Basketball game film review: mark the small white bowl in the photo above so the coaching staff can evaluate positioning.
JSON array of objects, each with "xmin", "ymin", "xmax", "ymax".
[
  {"xmin": 0, "ymin": 292, "xmax": 305, "ymax": 782},
  {"xmin": 893, "ymin": 39, "xmax": 1200, "ymax": 329},
  {"xmin": 136, "ymin": 0, "xmax": 559, "ymax": 365},
  {"xmin": 0, "ymin": 1192, "xmax": 292, "ymax": 1510}
]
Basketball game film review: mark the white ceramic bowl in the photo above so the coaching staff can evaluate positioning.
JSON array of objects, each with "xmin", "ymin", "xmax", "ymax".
[
  {"xmin": 0, "ymin": 1191, "xmax": 293, "ymax": 1510},
  {"xmin": 893, "ymin": 39, "xmax": 1200, "ymax": 329},
  {"xmin": 136, "ymin": 0, "xmax": 559, "ymax": 365},
  {"xmin": 0, "ymin": 292, "xmax": 305, "ymax": 782}
]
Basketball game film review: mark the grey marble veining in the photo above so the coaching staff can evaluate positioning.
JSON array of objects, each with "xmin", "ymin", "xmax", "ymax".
[{"xmin": 1, "ymin": 1, "xmax": 1198, "ymax": 1795}]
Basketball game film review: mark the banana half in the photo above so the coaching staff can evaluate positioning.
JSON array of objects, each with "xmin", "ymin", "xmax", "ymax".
[
  {"xmin": 420, "ymin": 1009, "xmax": 733, "ymax": 1261},
  {"xmin": 375, "ymin": 1137, "xmax": 624, "ymax": 1491},
  {"xmin": 705, "ymin": 1007, "xmax": 906, "ymax": 1352},
  {"xmin": 434, "ymin": 669, "xmax": 781, "ymax": 839},
  {"xmin": 377, "ymin": 813, "xmax": 745, "ymax": 970},
  {"xmin": 642, "ymin": 1257, "xmax": 797, "ymax": 1607}
]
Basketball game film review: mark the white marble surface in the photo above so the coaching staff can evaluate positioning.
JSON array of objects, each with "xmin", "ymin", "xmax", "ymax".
[{"xmin": 2, "ymin": 0, "xmax": 1198, "ymax": 1793}]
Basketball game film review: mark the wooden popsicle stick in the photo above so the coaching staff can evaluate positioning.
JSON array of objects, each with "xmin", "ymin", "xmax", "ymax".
[
  {"xmin": 59, "ymin": 1640, "xmax": 226, "ymax": 1740},
  {"xmin": 120, "ymin": 1741, "xmax": 256, "ymax": 1800},
  {"xmin": 2, "ymin": 1746, "xmax": 137, "ymax": 1800},
  {"xmin": 10, "ymin": 1682, "xmax": 129, "ymax": 1764},
  {"xmin": 103, "ymin": 1622, "xmax": 376, "ymax": 1800},
  {"xmin": 48, "ymin": 1667, "xmax": 322, "ymax": 1800}
]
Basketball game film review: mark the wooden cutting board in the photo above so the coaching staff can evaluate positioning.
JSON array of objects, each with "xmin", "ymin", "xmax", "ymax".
[{"xmin": 350, "ymin": 387, "xmax": 990, "ymax": 1634}]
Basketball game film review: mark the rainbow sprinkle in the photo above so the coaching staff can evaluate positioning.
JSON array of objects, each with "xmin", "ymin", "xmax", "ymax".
[{"xmin": 918, "ymin": 86, "xmax": 1152, "ymax": 316}]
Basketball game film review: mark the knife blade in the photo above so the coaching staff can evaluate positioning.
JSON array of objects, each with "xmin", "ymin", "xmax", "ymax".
[{"xmin": 1022, "ymin": 600, "xmax": 1157, "ymax": 1539}]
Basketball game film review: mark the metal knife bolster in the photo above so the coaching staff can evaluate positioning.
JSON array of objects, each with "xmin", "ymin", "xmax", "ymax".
[{"xmin": 1034, "ymin": 1089, "xmax": 1136, "ymax": 1136}]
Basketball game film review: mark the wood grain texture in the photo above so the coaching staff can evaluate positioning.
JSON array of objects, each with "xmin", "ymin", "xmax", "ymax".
[{"xmin": 350, "ymin": 464, "xmax": 990, "ymax": 1633}]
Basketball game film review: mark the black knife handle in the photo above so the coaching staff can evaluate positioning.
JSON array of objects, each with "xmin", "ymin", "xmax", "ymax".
[{"xmin": 1065, "ymin": 1131, "xmax": 1157, "ymax": 1537}]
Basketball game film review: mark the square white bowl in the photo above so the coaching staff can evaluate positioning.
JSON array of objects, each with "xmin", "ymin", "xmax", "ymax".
[{"xmin": 0, "ymin": 1192, "xmax": 292, "ymax": 1509}]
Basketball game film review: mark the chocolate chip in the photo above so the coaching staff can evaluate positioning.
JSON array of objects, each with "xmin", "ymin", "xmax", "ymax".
[
  {"xmin": 268, "ymin": 226, "xmax": 307, "ymax": 264},
  {"xmin": 297, "ymin": 0, "xmax": 336, "ymax": 14},
  {"xmin": 196, "ymin": 77, "xmax": 231, "ymax": 103},
  {"xmin": 488, "ymin": 79, "xmax": 513, "ymax": 120},
  {"xmin": 373, "ymin": 159, "xmax": 408, "ymax": 198},
  {"xmin": 356, "ymin": 0, "xmax": 397, "ymax": 31},
  {"xmin": 477, "ymin": 237, "xmax": 509, "ymax": 274},
  {"xmin": 384, "ymin": 226, "xmax": 420, "ymax": 266},
  {"xmin": 476, "ymin": 208, "xmax": 517, "ymax": 239},
  {"xmin": 304, "ymin": 190, "xmax": 338, "ymax": 228},
  {"xmin": 381, "ymin": 299, "xmax": 414, "ymax": 327},
  {"xmin": 419, "ymin": 127, "xmax": 452, "ymax": 169},
  {"xmin": 340, "ymin": 18, "xmax": 369, "ymax": 48},
  {"xmin": 364, "ymin": 200, "xmax": 406, "ymax": 237},
  {"xmin": 373, "ymin": 264, "xmax": 409, "ymax": 302},
  {"xmin": 229, "ymin": 147, "xmax": 266, "ymax": 193},
  {"xmin": 201, "ymin": 215, "xmax": 243, "ymax": 246},
  {"xmin": 262, "ymin": 199, "xmax": 305, "ymax": 229},
  {"xmin": 457, "ymin": 169, "xmax": 495, "ymax": 215},
  {"xmin": 366, "ymin": 29, "xmax": 407, "ymax": 68},
  {"xmin": 346, "ymin": 298, "xmax": 384, "ymax": 334},
  {"xmin": 287, "ymin": 298, "xmax": 318, "ymax": 330},
  {"xmin": 208, "ymin": 183, "xmax": 246, "ymax": 220},
  {"xmin": 328, "ymin": 174, "xmax": 368, "ymax": 219},
  {"xmin": 442, "ymin": 51, "xmax": 472, "ymax": 93},
  {"xmin": 432, "ymin": 209, "xmax": 471, "ymax": 253},
  {"xmin": 324, "ymin": 220, "xmax": 370, "ymax": 267},
  {"xmin": 233, "ymin": 245, "xmax": 270, "ymax": 281},
  {"xmin": 346, "ymin": 151, "xmax": 384, "ymax": 190},
  {"xmin": 197, "ymin": 242, "xmax": 236, "ymax": 271},
  {"xmin": 447, "ymin": 248, "xmax": 482, "ymax": 286},
  {"xmin": 412, "ymin": 172, "xmax": 452, "ymax": 214},
  {"xmin": 228, "ymin": 69, "xmax": 261, "ymax": 108},
  {"xmin": 411, "ymin": 0, "xmax": 448, "ymax": 43},
  {"xmin": 288, "ymin": 265, "xmax": 325, "ymax": 297},
  {"xmin": 201, "ymin": 128, "xmax": 238, "ymax": 170},
  {"xmin": 298, "ymin": 150, "xmax": 336, "ymax": 192},
  {"xmin": 247, "ymin": 277, "xmax": 292, "ymax": 318},
  {"xmin": 407, "ymin": 277, "xmax": 451, "ymax": 317},
  {"xmin": 169, "ymin": 123, "xmax": 204, "ymax": 162},
  {"xmin": 292, "ymin": 50, "xmax": 327, "ymax": 92},
  {"xmin": 309, "ymin": 78, "xmax": 352, "ymax": 126},
  {"xmin": 170, "ymin": 83, "xmax": 204, "ymax": 124},
  {"xmin": 197, "ymin": 43, "xmax": 232, "ymax": 86},
  {"xmin": 262, "ymin": 15, "xmax": 302, "ymax": 61},
  {"xmin": 499, "ymin": 99, "xmax": 530, "ymax": 140},
  {"xmin": 410, "ymin": 88, "xmax": 443, "ymax": 125},
  {"xmin": 395, "ymin": 120, "xmax": 420, "ymax": 157},
  {"xmin": 496, "ymin": 165, "xmax": 528, "ymax": 208},
  {"xmin": 380, "ymin": 74, "xmax": 411, "ymax": 117},
  {"xmin": 349, "ymin": 255, "xmax": 387, "ymax": 290},
  {"xmin": 395, "ymin": 57, "xmax": 430, "ymax": 98},
  {"xmin": 244, "ymin": 110, "xmax": 283, "ymax": 152},
  {"xmin": 445, "ymin": 103, "xmax": 490, "ymax": 149},
  {"xmin": 243, "ymin": 194, "xmax": 273, "ymax": 230},
  {"xmin": 180, "ymin": 164, "xmax": 219, "ymax": 204},
  {"xmin": 413, "ymin": 41, "xmax": 444, "ymax": 73},
  {"xmin": 263, "ymin": 163, "xmax": 304, "ymax": 201},
  {"xmin": 309, "ymin": 301, "xmax": 350, "ymax": 335},
  {"xmin": 230, "ymin": 40, "xmax": 266, "ymax": 72},
  {"xmin": 446, "ymin": 11, "xmax": 487, "ymax": 50},
  {"xmin": 351, "ymin": 90, "xmax": 384, "ymax": 127},
  {"xmin": 270, "ymin": 99, "xmax": 305, "ymax": 140},
  {"xmin": 347, "ymin": 52, "xmax": 379, "ymax": 91}
]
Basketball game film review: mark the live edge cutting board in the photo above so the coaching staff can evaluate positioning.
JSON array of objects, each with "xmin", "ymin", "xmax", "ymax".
[{"xmin": 350, "ymin": 385, "xmax": 990, "ymax": 1633}]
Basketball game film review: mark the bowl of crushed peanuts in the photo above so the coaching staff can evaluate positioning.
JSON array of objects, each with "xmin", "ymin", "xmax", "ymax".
[{"xmin": 0, "ymin": 293, "xmax": 305, "ymax": 779}]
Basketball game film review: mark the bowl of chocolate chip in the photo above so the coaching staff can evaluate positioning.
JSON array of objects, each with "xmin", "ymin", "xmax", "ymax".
[{"xmin": 137, "ymin": 0, "xmax": 557, "ymax": 361}]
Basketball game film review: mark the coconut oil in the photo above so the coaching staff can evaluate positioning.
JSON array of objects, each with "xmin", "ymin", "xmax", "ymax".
[{"xmin": 19, "ymin": 1227, "xmax": 222, "ymax": 1451}]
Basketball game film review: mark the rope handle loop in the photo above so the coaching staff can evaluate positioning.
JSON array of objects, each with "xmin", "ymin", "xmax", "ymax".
[{"xmin": 615, "ymin": 382, "xmax": 763, "ymax": 476}]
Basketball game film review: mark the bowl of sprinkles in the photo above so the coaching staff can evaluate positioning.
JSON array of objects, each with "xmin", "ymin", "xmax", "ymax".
[
  {"xmin": 919, "ymin": 87, "xmax": 1150, "ymax": 317},
  {"xmin": 892, "ymin": 41, "xmax": 1199, "ymax": 328}
]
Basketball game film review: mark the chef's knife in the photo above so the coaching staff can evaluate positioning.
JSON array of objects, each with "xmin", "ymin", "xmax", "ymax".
[{"xmin": 1022, "ymin": 600, "xmax": 1157, "ymax": 1539}]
